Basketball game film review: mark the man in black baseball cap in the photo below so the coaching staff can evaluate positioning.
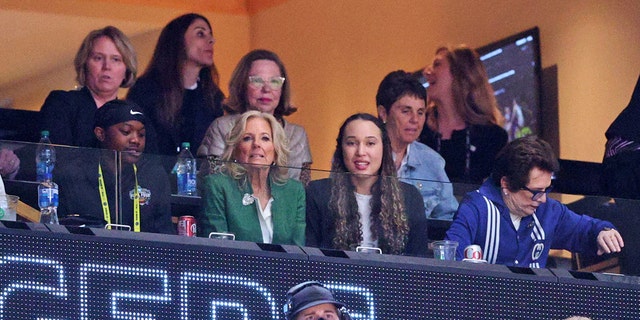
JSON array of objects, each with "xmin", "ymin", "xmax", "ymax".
[{"xmin": 283, "ymin": 281, "xmax": 349, "ymax": 320}]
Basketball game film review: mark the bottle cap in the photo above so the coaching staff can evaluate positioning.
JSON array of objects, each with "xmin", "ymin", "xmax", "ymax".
[{"xmin": 181, "ymin": 142, "xmax": 190, "ymax": 149}]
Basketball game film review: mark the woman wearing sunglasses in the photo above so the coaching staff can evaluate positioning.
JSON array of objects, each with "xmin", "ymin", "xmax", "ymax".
[
  {"xmin": 198, "ymin": 49, "xmax": 312, "ymax": 185},
  {"xmin": 446, "ymin": 136, "xmax": 624, "ymax": 267}
]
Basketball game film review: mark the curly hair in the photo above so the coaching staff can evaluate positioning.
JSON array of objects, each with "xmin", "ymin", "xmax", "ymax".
[
  {"xmin": 225, "ymin": 49, "xmax": 296, "ymax": 120},
  {"xmin": 220, "ymin": 111, "xmax": 290, "ymax": 188},
  {"xmin": 426, "ymin": 45, "xmax": 504, "ymax": 131},
  {"xmin": 329, "ymin": 113, "xmax": 409, "ymax": 255},
  {"xmin": 134, "ymin": 13, "xmax": 224, "ymax": 128}
]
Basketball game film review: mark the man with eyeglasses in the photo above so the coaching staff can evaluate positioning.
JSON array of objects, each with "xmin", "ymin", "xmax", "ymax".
[{"xmin": 446, "ymin": 136, "xmax": 623, "ymax": 268}]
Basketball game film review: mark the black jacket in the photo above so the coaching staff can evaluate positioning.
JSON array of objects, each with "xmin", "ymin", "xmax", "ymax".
[
  {"xmin": 57, "ymin": 151, "xmax": 175, "ymax": 234},
  {"xmin": 305, "ymin": 178, "xmax": 428, "ymax": 256},
  {"xmin": 127, "ymin": 75, "xmax": 224, "ymax": 156},
  {"xmin": 39, "ymin": 86, "xmax": 100, "ymax": 148}
]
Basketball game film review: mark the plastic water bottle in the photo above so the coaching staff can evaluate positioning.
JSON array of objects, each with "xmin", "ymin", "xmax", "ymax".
[
  {"xmin": 176, "ymin": 142, "xmax": 197, "ymax": 196},
  {"xmin": 38, "ymin": 180, "xmax": 59, "ymax": 224},
  {"xmin": 36, "ymin": 130, "xmax": 56, "ymax": 182}
]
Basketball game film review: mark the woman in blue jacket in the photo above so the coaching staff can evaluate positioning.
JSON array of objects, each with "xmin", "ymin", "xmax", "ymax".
[
  {"xmin": 376, "ymin": 70, "xmax": 458, "ymax": 220},
  {"xmin": 446, "ymin": 136, "xmax": 624, "ymax": 267}
]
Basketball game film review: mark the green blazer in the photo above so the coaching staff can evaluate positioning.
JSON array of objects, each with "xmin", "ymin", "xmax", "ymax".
[{"xmin": 199, "ymin": 172, "xmax": 306, "ymax": 245}]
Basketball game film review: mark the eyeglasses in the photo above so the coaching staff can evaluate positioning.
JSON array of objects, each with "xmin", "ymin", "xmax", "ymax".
[
  {"xmin": 248, "ymin": 76, "xmax": 285, "ymax": 90},
  {"xmin": 520, "ymin": 185, "xmax": 553, "ymax": 201}
]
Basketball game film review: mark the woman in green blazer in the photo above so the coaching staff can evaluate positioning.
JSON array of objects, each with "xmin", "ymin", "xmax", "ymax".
[{"xmin": 199, "ymin": 110, "xmax": 305, "ymax": 245}]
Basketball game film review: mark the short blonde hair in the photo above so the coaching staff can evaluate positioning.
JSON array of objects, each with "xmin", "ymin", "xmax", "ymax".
[
  {"xmin": 74, "ymin": 26, "xmax": 137, "ymax": 88},
  {"xmin": 221, "ymin": 111, "xmax": 290, "ymax": 184}
]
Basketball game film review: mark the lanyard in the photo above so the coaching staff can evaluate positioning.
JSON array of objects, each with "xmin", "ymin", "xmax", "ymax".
[{"xmin": 98, "ymin": 163, "xmax": 140, "ymax": 232}]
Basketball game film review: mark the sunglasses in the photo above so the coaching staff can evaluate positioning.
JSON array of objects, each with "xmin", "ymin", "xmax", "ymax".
[{"xmin": 520, "ymin": 185, "xmax": 553, "ymax": 201}]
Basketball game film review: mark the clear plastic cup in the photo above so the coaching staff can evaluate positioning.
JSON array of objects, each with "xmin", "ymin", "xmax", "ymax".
[
  {"xmin": 0, "ymin": 195, "xmax": 19, "ymax": 222},
  {"xmin": 431, "ymin": 240, "xmax": 458, "ymax": 261}
]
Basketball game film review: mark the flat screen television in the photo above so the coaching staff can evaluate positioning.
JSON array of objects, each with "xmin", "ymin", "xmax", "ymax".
[
  {"xmin": 476, "ymin": 27, "xmax": 542, "ymax": 141},
  {"xmin": 415, "ymin": 27, "xmax": 542, "ymax": 142}
]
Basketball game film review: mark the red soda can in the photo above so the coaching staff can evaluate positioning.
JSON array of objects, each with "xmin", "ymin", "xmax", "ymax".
[
  {"xmin": 178, "ymin": 215, "xmax": 197, "ymax": 237},
  {"xmin": 464, "ymin": 245, "xmax": 483, "ymax": 260}
]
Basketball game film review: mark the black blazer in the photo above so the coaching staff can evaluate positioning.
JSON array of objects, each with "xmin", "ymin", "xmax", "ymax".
[
  {"xmin": 39, "ymin": 86, "xmax": 100, "ymax": 148},
  {"xmin": 127, "ymin": 75, "xmax": 224, "ymax": 156},
  {"xmin": 305, "ymin": 178, "xmax": 428, "ymax": 256}
]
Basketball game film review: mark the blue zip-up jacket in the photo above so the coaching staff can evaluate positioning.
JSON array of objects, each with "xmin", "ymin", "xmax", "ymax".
[{"xmin": 446, "ymin": 178, "xmax": 615, "ymax": 268}]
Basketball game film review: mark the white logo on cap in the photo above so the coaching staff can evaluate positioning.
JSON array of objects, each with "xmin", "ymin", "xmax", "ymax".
[{"xmin": 130, "ymin": 110, "xmax": 143, "ymax": 115}]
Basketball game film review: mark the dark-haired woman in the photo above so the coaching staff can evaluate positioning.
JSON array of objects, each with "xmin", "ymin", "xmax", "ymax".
[
  {"xmin": 446, "ymin": 136, "xmax": 623, "ymax": 267},
  {"xmin": 305, "ymin": 113, "xmax": 428, "ymax": 256},
  {"xmin": 127, "ymin": 13, "xmax": 224, "ymax": 156}
]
